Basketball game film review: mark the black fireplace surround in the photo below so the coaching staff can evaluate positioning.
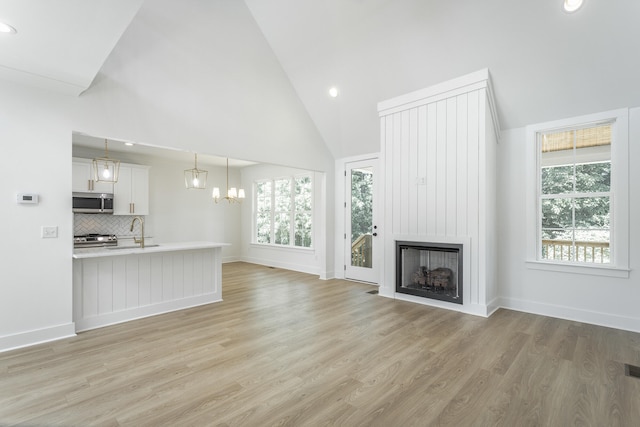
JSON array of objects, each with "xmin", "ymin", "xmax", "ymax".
[{"xmin": 396, "ymin": 241, "xmax": 463, "ymax": 304}]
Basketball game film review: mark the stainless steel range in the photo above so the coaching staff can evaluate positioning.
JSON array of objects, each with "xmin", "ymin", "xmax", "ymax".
[{"xmin": 74, "ymin": 234, "xmax": 118, "ymax": 248}]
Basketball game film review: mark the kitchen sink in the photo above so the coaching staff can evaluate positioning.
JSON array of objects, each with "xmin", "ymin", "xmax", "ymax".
[{"xmin": 107, "ymin": 244, "xmax": 160, "ymax": 250}]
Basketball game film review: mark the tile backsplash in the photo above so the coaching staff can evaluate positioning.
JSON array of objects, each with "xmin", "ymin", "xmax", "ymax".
[{"xmin": 74, "ymin": 214, "xmax": 143, "ymax": 237}]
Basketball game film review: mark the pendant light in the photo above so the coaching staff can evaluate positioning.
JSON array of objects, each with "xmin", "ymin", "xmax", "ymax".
[
  {"xmin": 92, "ymin": 139, "xmax": 120, "ymax": 183},
  {"xmin": 184, "ymin": 153, "xmax": 208, "ymax": 189},
  {"xmin": 212, "ymin": 158, "xmax": 245, "ymax": 203}
]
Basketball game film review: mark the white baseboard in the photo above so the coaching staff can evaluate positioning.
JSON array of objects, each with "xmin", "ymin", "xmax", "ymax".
[
  {"xmin": 499, "ymin": 296, "xmax": 640, "ymax": 333},
  {"xmin": 486, "ymin": 297, "xmax": 501, "ymax": 317},
  {"xmin": 319, "ymin": 270, "xmax": 334, "ymax": 280},
  {"xmin": 0, "ymin": 323, "xmax": 76, "ymax": 353},
  {"xmin": 378, "ymin": 287, "xmax": 394, "ymax": 299},
  {"xmin": 240, "ymin": 256, "xmax": 320, "ymax": 277},
  {"xmin": 222, "ymin": 256, "xmax": 242, "ymax": 264},
  {"xmin": 75, "ymin": 294, "xmax": 222, "ymax": 332}
]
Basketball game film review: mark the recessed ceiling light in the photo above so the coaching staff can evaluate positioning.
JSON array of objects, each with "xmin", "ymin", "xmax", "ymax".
[
  {"xmin": 329, "ymin": 87, "xmax": 339, "ymax": 98},
  {"xmin": 124, "ymin": 142, "xmax": 134, "ymax": 146},
  {"xmin": 0, "ymin": 21, "xmax": 17, "ymax": 34},
  {"xmin": 563, "ymin": 0, "xmax": 584, "ymax": 12}
]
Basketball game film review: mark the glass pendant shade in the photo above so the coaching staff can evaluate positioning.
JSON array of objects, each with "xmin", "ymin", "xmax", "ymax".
[
  {"xmin": 93, "ymin": 140, "xmax": 120, "ymax": 183},
  {"xmin": 185, "ymin": 153, "xmax": 208, "ymax": 189},
  {"xmin": 212, "ymin": 158, "xmax": 245, "ymax": 203}
]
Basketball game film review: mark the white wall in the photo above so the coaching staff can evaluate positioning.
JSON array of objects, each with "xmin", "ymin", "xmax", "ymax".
[
  {"xmin": 0, "ymin": 0, "xmax": 334, "ymax": 351},
  {"xmin": 497, "ymin": 107, "xmax": 640, "ymax": 332},
  {"xmin": 239, "ymin": 163, "xmax": 327, "ymax": 277},
  {"xmin": 71, "ymin": 0, "xmax": 336, "ymax": 276},
  {"xmin": 0, "ymin": 82, "xmax": 76, "ymax": 350},
  {"xmin": 73, "ymin": 0, "xmax": 333, "ymax": 172},
  {"xmin": 147, "ymin": 158, "xmax": 242, "ymax": 263}
]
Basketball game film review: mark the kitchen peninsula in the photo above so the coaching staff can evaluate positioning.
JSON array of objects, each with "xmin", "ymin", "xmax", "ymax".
[{"xmin": 73, "ymin": 242, "xmax": 228, "ymax": 332}]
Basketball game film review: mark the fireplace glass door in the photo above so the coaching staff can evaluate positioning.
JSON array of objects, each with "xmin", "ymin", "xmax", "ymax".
[{"xmin": 396, "ymin": 242, "xmax": 462, "ymax": 304}]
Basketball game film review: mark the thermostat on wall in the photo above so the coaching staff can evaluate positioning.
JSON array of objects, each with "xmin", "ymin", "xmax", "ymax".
[{"xmin": 17, "ymin": 193, "xmax": 39, "ymax": 204}]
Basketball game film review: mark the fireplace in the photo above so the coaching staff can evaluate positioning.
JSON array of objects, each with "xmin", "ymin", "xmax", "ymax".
[{"xmin": 396, "ymin": 241, "xmax": 463, "ymax": 304}]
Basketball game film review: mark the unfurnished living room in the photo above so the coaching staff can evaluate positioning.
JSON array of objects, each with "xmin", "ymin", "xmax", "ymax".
[{"xmin": 1, "ymin": 0, "xmax": 639, "ymax": 426}]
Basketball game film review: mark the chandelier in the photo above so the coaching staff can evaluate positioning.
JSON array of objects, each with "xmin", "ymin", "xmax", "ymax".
[
  {"xmin": 213, "ymin": 158, "xmax": 245, "ymax": 203},
  {"xmin": 184, "ymin": 153, "xmax": 208, "ymax": 189},
  {"xmin": 92, "ymin": 139, "xmax": 120, "ymax": 183}
]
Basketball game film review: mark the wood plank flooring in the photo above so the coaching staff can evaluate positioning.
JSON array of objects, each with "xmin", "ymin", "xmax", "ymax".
[{"xmin": 1, "ymin": 262, "xmax": 640, "ymax": 426}]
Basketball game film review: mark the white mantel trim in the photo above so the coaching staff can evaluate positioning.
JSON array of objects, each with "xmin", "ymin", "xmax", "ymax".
[{"xmin": 378, "ymin": 69, "xmax": 501, "ymax": 143}]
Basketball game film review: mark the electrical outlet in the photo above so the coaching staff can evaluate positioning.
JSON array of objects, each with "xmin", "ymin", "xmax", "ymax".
[{"xmin": 42, "ymin": 226, "xmax": 58, "ymax": 238}]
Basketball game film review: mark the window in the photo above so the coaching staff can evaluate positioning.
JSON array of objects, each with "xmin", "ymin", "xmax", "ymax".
[
  {"xmin": 254, "ymin": 175, "xmax": 312, "ymax": 248},
  {"xmin": 539, "ymin": 124, "xmax": 611, "ymax": 263},
  {"xmin": 256, "ymin": 181, "xmax": 272, "ymax": 244},
  {"xmin": 526, "ymin": 109, "xmax": 629, "ymax": 277}
]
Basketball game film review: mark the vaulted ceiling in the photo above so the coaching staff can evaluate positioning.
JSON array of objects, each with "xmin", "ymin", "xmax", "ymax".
[
  {"xmin": 0, "ymin": 0, "xmax": 143, "ymax": 94},
  {"xmin": 2, "ymin": 0, "xmax": 639, "ymax": 159}
]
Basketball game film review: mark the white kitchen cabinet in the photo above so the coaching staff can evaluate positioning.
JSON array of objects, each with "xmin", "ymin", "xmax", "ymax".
[
  {"xmin": 72, "ymin": 158, "xmax": 114, "ymax": 193},
  {"xmin": 113, "ymin": 163, "xmax": 150, "ymax": 215}
]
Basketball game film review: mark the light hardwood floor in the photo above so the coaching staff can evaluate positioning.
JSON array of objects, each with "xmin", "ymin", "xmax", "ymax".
[{"xmin": 1, "ymin": 262, "xmax": 640, "ymax": 426}]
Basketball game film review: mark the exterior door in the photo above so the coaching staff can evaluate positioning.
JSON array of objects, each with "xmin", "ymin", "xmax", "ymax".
[{"xmin": 345, "ymin": 158, "xmax": 379, "ymax": 283}]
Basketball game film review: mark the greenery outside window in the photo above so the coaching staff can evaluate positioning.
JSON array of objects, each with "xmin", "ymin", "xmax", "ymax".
[
  {"xmin": 255, "ymin": 175, "xmax": 312, "ymax": 248},
  {"xmin": 526, "ymin": 108, "xmax": 629, "ymax": 277},
  {"xmin": 539, "ymin": 124, "xmax": 612, "ymax": 263}
]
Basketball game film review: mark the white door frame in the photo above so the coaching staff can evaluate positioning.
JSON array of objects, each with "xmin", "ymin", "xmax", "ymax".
[{"xmin": 334, "ymin": 153, "xmax": 381, "ymax": 283}]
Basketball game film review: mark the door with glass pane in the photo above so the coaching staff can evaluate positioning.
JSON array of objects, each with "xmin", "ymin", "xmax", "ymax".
[{"xmin": 345, "ymin": 159, "xmax": 379, "ymax": 283}]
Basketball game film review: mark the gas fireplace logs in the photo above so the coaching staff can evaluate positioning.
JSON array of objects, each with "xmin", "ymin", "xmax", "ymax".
[{"xmin": 411, "ymin": 267, "xmax": 454, "ymax": 290}]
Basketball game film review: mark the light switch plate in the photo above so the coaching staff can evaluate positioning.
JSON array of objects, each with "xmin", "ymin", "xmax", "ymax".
[{"xmin": 42, "ymin": 226, "xmax": 58, "ymax": 238}]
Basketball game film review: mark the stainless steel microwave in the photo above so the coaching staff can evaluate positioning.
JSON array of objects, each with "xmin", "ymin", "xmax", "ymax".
[{"xmin": 72, "ymin": 192, "xmax": 114, "ymax": 213}]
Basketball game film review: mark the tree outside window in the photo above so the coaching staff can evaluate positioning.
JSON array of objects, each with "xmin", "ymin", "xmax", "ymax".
[
  {"xmin": 294, "ymin": 176, "xmax": 312, "ymax": 247},
  {"xmin": 256, "ymin": 181, "xmax": 272, "ymax": 244},
  {"xmin": 350, "ymin": 168, "xmax": 373, "ymax": 243},
  {"xmin": 255, "ymin": 175, "xmax": 312, "ymax": 248},
  {"xmin": 539, "ymin": 124, "xmax": 611, "ymax": 263}
]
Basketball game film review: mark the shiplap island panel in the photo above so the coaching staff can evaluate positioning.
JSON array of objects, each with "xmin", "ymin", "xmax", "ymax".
[{"xmin": 73, "ymin": 242, "xmax": 228, "ymax": 332}]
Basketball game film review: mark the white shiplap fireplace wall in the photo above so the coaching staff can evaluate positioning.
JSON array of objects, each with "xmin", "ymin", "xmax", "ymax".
[{"xmin": 378, "ymin": 69, "xmax": 500, "ymax": 317}]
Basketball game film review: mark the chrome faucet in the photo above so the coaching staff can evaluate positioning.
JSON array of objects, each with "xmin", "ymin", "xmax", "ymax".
[{"xmin": 130, "ymin": 216, "xmax": 145, "ymax": 248}]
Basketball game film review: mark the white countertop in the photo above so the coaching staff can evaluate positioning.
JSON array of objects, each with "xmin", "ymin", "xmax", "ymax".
[{"xmin": 73, "ymin": 241, "xmax": 230, "ymax": 259}]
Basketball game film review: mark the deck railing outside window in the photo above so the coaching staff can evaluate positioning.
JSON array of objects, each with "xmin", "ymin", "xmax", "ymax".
[
  {"xmin": 541, "ymin": 239, "xmax": 610, "ymax": 263},
  {"xmin": 351, "ymin": 234, "xmax": 372, "ymax": 267}
]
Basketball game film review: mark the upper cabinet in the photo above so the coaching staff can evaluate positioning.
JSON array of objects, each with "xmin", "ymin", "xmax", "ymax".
[
  {"xmin": 72, "ymin": 158, "xmax": 114, "ymax": 193},
  {"xmin": 113, "ymin": 163, "xmax": 150, "ymax": 216}
]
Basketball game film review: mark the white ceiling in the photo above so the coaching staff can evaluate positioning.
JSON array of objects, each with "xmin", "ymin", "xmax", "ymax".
[
  {"xmin": 0, "ymin": 0, "xmax": 143, "ymax": 95},
  {"xmin": 244, "ymin": 0, "xmax": 640, "ymax": 157},
  {"xmin": 3, "ymin": 0, "xmax": 640, "ymax": 159}
]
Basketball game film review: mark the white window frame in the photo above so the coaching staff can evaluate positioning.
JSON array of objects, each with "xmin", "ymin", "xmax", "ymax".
[
  {"xmin": 525, "ymin": 108, "xmax": 629, "ymax": 278},
  {"xmin": 253, "ymin": 173, "xmax": 313, "ymax": 249}
]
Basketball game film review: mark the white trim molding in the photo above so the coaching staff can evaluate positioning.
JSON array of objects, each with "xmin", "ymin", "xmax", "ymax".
[
  {"xmin": 499, "ymin": 297, "xmax": 640, "ymax": 334},
  {"xmin": 334, "ymin": 153, "xmax": 381, "ymax": 281},
  {"xmin": 525, "ymin": 108, "xmax": 630, "ymax": 276},
  {"xmin": 0, "ymin": 323, "xmax": 76, "ymax": 353}
]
